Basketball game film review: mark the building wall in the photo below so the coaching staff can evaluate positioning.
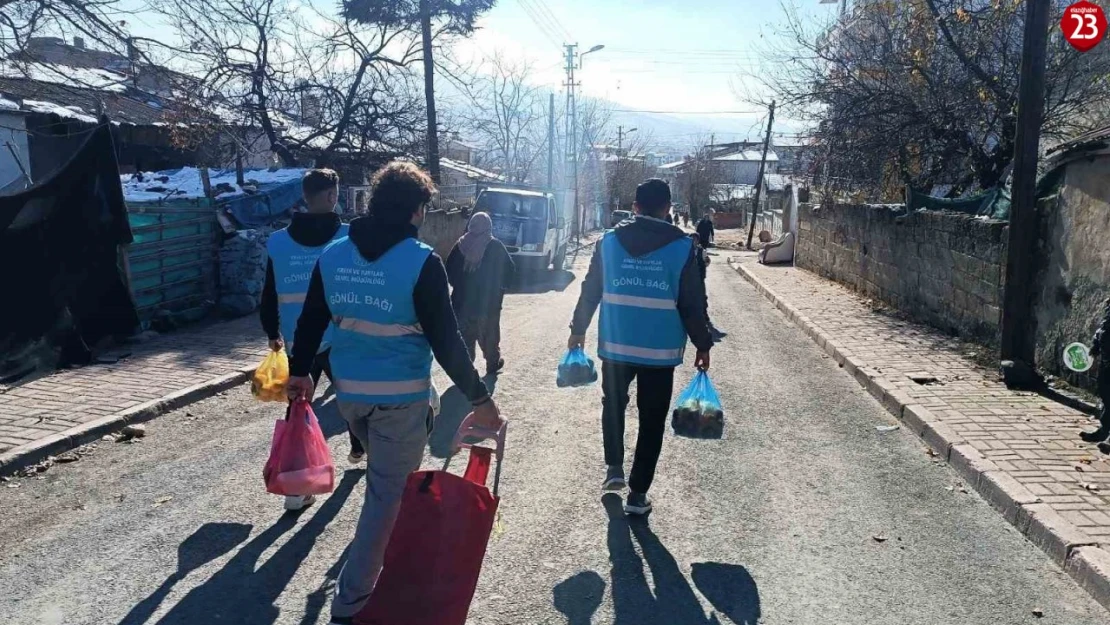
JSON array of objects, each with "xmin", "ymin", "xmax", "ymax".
[
  {"xmin": 1034, "ymin": 155, "xmax": 1110, "ymax": 390},
  {"xmin": 0, "ymin": 112, "xmax": 29, "ymax": 190},
  {"xmin": 795, "ymin": 203, "xmax": 1007, "ymax": 346}
]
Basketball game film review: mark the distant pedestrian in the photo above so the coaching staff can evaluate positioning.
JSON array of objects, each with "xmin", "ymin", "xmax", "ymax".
[
  {"xmin": 261, "ymin": 168, "xmax": 364, "ymax": 511},
  {"xmin": 569, "ymin": 178, "xmax": 712, "ymax": 516},
  {"xmin": 696, "ymin": 212, "xmax": 715, "ymax": 248},
  {"xmin": 446, "ymin": 212, "xmax": 515, "ymax": 376},
  {"xmin": 285, "ymin": 161, "xmax": 503, "ymax": 624},
  {"xmin": 683, "ymin": 213, "xmax": 690, "ymax": 228},
  {"xmin": 691, "ymin": 233, "xmax": 726, "ymax": 341},
  {"xmin": 1081, "ymin": 296, "xmax": 1110, "ymax": 444}
]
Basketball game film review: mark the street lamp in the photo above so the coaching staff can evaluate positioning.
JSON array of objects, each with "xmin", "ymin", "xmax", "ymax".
[{"xmin": 581, "ymin": 44, "xmax": 605, "ymax": 67}]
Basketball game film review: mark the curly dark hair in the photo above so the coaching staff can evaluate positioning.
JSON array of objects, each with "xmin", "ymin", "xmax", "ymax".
[{"xmin": 368, "ymin": 160, "xmax": 437, "ymax": 224}]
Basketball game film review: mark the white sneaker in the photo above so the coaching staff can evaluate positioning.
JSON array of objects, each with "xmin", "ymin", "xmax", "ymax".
[{"xmin": 283, "ymin": 494, "xmax": 316, "ymax": 511}]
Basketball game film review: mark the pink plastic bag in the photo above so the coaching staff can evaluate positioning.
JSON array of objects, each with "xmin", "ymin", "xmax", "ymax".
[{"xmin": 263, "ymin": 399, "xmax": 335, "ymax": 496}]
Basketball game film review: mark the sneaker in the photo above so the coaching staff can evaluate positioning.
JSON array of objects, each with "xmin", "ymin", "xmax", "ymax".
[
  {"xmin": 602, "ymin": 466, "xmax": 627, "ymax": 491},
  {"xmin": 283, "ymin": 495, "xmax": 317, "ymax": 511},
  {"xmin": 328, "ymin": 617, "xmax": 354, "ymax": 625},
  {"xmin": 487, "ymin": 358, "xmax": 505, "ymax": 376},
  {"xmin": 624, "ymin": 492, "xmax": 653, "ymax": 516},
  {"xmin": 348, "ymin": 450, "xmax": 366, "ymax": 465},
  {"xmin": 1080, "ymin": 427, "xmax": 1110, "ymax": 443}
]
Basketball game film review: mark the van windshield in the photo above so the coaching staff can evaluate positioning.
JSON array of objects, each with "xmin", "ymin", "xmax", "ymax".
[{"xmin": 477, "ymin": 192, "xmax": 548, "ymax": 221}]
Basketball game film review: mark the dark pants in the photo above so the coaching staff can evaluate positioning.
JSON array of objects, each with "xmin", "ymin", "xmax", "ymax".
[
  {"xmin": 601, "ymin": 360, "xmax": 675, "ymax": 494},
  {"xmin": 460, "ymin": 313, "xmax": 502, "ymax": 371},
  {"xmin": 285, "ymin": 349, "xmax": 363, "ymax": 455}
]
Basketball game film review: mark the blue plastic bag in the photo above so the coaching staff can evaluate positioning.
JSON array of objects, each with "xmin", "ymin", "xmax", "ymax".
[
  {"xmin": 671, "ymin": 371, "xmax": 724, "ymax": 438},
  {"xmin": 556, "ymin": 347, "xmax": 598, "ymax": 387}
]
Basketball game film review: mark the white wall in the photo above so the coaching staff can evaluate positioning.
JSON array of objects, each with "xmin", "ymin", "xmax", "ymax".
[{"xmin": 0, "ymin": 113, "xmax": 30, "ymax": 192}]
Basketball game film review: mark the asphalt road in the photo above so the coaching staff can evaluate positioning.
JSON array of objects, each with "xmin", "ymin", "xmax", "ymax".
[{"xmin": 1, "ymin": 244, "xmax": 1107, "ymax": 625}]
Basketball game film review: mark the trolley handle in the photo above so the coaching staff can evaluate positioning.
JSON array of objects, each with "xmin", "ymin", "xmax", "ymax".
[{"xmin": 448, "ymin": 414, "xmax": 507, "ymax": 496}]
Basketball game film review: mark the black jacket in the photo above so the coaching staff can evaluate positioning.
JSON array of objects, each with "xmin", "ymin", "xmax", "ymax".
[
  {"xmin": 446, "ymin": 239, "xmax": 515, "ymax": 319},
  {"xmin": 570, "ymin": 216, "xmax": 713, "ymax": 356},
  {"xmin": 289, "ymin": 216, "xmax": 490, "ymax": 403},
  {"xmin": 696, "ymin": 217, "xmax": 714, "ymax": 245},
  {"xmin": 260, "ymin": 212, "xmax": 343, "ymax": 341}
]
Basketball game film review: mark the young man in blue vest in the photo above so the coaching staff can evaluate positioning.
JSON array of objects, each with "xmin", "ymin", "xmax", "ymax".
[
  {"xmin": 569, "ymin": 178, "xmax": 713, "ymax": 515},
  {"xmin": 261, "ymin": 168, "xmax": 364, "ymax": 511},
  {"xmin": 284, "ymin": 161, "xmax": 502, "ymax": 625}
]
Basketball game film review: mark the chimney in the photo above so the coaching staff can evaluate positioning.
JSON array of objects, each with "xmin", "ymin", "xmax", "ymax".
[{"xmin": 73, "ymin": 37, "xmax": 85, "ymax": 50}]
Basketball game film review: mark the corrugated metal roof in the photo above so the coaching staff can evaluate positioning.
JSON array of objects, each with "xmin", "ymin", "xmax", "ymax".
[{"xmin": 713, "ymin": 150, "xmax": 779, "ymax": 162}]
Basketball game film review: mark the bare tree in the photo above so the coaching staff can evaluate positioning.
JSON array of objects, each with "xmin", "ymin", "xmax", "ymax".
[
  {"xmin": 156, "ymin": 0, "xmax": 424, "ymax": 166},
  {"xmin": 459, "ymin": 51, "xmax": 546, "ymax": 183},
  {"xmin": 755, "ymin": 0, "xmax": 1110, "ymax": 200},
  {"xmin": 340, "ymin": 0, "xmax": 497, "ymax": 183},
  {"xmin": 674, "ymin": 136, "xmax": 721, "ymax": 219}
]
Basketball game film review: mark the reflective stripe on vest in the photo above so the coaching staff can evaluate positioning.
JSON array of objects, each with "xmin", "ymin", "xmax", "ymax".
[
  {"xmin": 318, "ymin": 236, "xmax": 434, "ymax": 405},
  {"xmin": 336, "ymin": 317, "xmax": 424, "ymax": 337},
  {"xmin": 599, "ymin": 341, "xmax": 685, "ymax": 362},
  {"xmin": 601, "ymin": 292, "xmax": 676, "ymax": 310},
  {"xmin": 278, "ymin": 293, "xmax": 306, "ymax": 305},
  {"xmin": 333, "ymin": 378, "xmax": 430, "ymax": 396}
]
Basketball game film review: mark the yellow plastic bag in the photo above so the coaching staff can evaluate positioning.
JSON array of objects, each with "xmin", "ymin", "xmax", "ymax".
[{"xmin": 251, "ymin": 351, "xmax": 289, "ymax": 402}]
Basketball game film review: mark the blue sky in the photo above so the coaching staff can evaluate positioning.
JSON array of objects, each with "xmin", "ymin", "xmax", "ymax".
[
  {"xmin": 451, "ymin": 0, "xmax": 838, "ymax": 141},
  {"xmin": 123, "ymin": 0, "xmax": 838, "ymax": 145}
]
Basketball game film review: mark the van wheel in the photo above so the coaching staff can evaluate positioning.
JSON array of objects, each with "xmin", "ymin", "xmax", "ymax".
[{"xmin": 553, "ymin": 245, "xmax": 567, "ymax": 271}]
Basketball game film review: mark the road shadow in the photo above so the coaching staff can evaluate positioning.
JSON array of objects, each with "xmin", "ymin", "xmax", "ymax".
[
  {"xmin": 427, "ymin": 374, "xmax": 499, "ymax": 459},
  {"xmin": 508, "ymin": 269, "xmax": 577, "ymax": 295},
  {"xmin": 553, "ymin": 571, "xmax": 605, "ymax": 625},
  {"xmin": 691, "ymin": 563, "xmax": 761, "ymax": 625},
  {"xmin": 298, "ymin": 545, "xmax": 349, "ymax": 625},
  {"xmin": 117, "ymin": 522, "xmax": 252, "ymax": 625},
  {"xmin": 121, "ymin": 470, "xmax": 362, "ymax": 625},
  {"xmin": 594, "ymin": 493, "xmax": 759, "ymax": 625}
]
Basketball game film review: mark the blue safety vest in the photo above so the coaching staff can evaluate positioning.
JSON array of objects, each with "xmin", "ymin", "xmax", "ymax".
[
  {"xmin": 266, "ymin": 224, "xmax": 349, "ymax": 355},
  {"xmin": 597, "ymin": 229, "xmax": 691, "ymax": 367},
  {"xmin": 318, "ymin": 236, "xmax": 433, "ymax": 405}
]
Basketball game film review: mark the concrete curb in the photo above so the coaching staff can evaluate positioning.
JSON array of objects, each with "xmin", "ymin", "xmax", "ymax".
[
  {"xmin": 0, "ymin": 365, "xmax": 255, "ymax": 477},
  {"xmin": 729, "ymin": 258, "xmax": 1110, "ymax": 612}
]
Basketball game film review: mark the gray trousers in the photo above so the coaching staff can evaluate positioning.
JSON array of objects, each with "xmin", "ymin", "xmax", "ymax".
[{"xmin": 331, "ymin": 399, "xmax": 431, "ymax": 619}]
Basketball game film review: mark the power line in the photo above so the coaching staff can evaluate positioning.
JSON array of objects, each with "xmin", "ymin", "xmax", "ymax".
[
  {"xmin": 517, "ymin": 0, "xmax": 563, "ymax": 48},
  {"xmin": 529, "ymin": 0, "xmax": 573, "ymax": 42}
]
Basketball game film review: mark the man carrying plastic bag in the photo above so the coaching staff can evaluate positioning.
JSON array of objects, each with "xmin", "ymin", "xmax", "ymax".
[
  {"xmin": 568, "ymin": 178, "xmax": 713, "ymax": 516},
  {"xmin": 285, "ymin": 161, "xmax": 502, "ymax": 625},
  {"xmin": 261, "ymin": 168, "xmax": 364, "ymax": 512}
]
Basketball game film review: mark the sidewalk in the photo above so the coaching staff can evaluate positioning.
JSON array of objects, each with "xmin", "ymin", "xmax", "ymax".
[
  {"xmin": 0, "ymin": 316, "xmax": 267, "ymax": 474},
  {"xmin": 730, "ymin": 255, "xmax": 1110, "ymax": 610}
]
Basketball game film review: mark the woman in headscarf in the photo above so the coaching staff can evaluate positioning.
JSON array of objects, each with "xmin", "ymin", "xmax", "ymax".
[{"xmin": 446, "ymin": 211, "xmax": 515, "ymax": 376}]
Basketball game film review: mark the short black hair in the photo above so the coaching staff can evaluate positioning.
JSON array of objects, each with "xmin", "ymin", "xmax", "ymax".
[
  {"xmin": 635, "ymin": 178, "xmax": 671, "ymax": 217},
  {"xmin": 302, "ymin": 168, "xmax": 339, "ymax": 199},
  {"xmin": 368, "ymin": 160, "xmax": 436, "ymax": 224}
]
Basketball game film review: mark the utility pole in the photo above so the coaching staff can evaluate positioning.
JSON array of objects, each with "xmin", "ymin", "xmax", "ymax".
[
  {"xmin": 564, "ymin": 43, "xmax": 579, "ymax": 241},
  {"xmin": 547, "ymin": 93, "xmax": 555, "ymax": 189},
  {"xmin": 999, "ymin": 0, "xmax": 1050, "ymax": 389},
  {"xmin": 747, "ymin": 101, "xmax": 775, "ymax": 250},
  {"xmin": 420, "ymin": 0, "xmax": 440, "ymax": 183}
]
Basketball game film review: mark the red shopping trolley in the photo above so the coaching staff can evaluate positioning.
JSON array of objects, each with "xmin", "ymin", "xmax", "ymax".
[{"xmin": 355, "ymin": 414, "xmax": 506, "ymax": 625}]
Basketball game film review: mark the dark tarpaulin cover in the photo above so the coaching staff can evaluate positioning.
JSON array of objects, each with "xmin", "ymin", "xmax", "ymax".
[{"xmin": 1, "ymin": 124, "xmax": 139, "ymax": 382}]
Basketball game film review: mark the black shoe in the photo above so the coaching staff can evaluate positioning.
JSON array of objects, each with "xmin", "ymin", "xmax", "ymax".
[
  {"xmin": 1080, "ymin": 427, "xmax": 1110, "ymax": 443},
  {"xmin": 328, "ymin": 617, "xmax": 354, "ymax": 625},
  {"xmin": 624, "ymin": 491, "xmax": 652, "ymax": 516},
  {"xmin": 487, "ymin": 358, "xmax": 505, "ymax": 376},
  {"xmin": 602, "ymin": 466, "xmax": 627, "ymax": 491}
]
